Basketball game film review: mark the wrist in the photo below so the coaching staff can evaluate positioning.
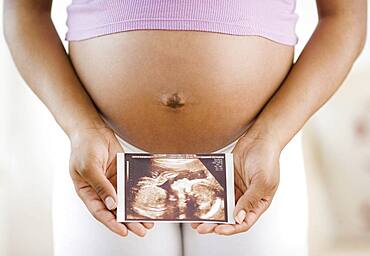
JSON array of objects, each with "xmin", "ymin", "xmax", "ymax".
[
  {"xmin": 67, "ymin": 118, "xmax": 110, "ymax": 143},
  {"xmin": 240, "ymin": 119, "xmax": 285, "ymax": 152}
]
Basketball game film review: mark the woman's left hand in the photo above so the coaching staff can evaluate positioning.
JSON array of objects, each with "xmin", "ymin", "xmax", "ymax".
[{"xmin": 191, "ymin": 129, "xmax": 282, "ymax": 235}]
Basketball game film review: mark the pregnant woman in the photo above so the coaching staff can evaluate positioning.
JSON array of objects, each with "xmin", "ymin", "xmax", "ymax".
[{"xmin": 4, "ymin": 0, "xmax": 366, "ymax": 255}]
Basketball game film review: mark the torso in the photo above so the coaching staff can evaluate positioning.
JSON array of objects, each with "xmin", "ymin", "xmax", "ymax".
[{"xmin": 68, "ymin": 30, "xmax": 293, "ymax": 153}]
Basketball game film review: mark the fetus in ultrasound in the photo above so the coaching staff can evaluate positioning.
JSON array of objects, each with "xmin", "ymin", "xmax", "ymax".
[{"xmin": 126, "ymin": 157, "xmax": 226, "ymax": 221}]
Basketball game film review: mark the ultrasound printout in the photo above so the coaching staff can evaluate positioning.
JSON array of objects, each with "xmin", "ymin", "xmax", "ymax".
[{"xmin": 117, "ymin": 153, "xmax": 235, "ymax": 223}]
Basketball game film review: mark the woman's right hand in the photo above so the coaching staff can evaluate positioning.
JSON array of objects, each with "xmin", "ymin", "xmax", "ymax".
[{"xmin": 68, "ymin": 126, "xmax": 154, "ymax": 237}]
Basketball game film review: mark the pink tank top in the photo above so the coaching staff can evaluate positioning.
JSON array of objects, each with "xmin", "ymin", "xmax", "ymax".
[{"xmin": 65, "ymin": 0, "xmax": 299, "ymax": 46}]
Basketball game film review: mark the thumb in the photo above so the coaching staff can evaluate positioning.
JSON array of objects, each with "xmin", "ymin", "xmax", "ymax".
[
  {"xmin": 233, "ymin": 183, "xmax": 262, "ymax": 224},
  {"xmin": 80, "ymin": 166, "xmax": 118, "ymax": 210}
]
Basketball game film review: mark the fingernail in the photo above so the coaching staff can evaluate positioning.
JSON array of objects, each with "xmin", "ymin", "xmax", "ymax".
[
  {"xmin": 140, "ymin": 229, "xmax": 147, "ymax": 237},
  {"xmin": 235, "ymin": 210, "xmax": 246, "ymax": 224},
  {"xmin": 104, "ymin": 196, "xmax": 116, "ymax": 210},
  {"xmin": 246, "ymin": 211, "xmax": 256, "ymax": 224},
  {"xmin": 196, "ymin": 226, "xmax": 206, "ymax": 234},
  {"xmin": 146, "ymin": 223, "xmax": 154, "ymax": 229}
]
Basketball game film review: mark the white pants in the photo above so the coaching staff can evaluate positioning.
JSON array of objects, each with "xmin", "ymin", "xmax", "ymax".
[{"xmin": 53, "ymin": 133, "xmax": 308, "ymax": 256}]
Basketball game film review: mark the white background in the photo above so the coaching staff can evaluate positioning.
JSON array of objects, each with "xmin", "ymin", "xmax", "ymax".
[{"xmin": 0, "ymin": 1, "xmax": 369, "ymax": 255}]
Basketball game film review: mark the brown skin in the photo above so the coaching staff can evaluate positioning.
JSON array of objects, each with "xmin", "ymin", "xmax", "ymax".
[
  {"xmin": 67, "ymin": 30, "xmax": 293, "ymax": 153},
  {"xmin": 68, "ymin": 126, "xmax": 154, "ymax": 237},
  {"xmin": 192, "ymin": 126, "xmax": 281, "ymax": 235},
  {"xmin": 3, "ymin": 0, "xmax": 367, "ymax": 238},
  {"xmin": 192, "ymin": 0, "xmax": 367, "ymax": 235},
  {"xmin": 3, "ymin": 0, "xmax": 153, "ymax": 237}
]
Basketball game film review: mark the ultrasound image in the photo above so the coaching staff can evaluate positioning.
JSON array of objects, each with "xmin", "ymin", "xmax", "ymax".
[{"xmin": 125, "ymin": 155, "xmax": 227, "ymax": 222}]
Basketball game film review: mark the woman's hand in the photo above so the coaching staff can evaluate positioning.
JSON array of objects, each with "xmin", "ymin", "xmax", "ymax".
[
  {"xmin": 68, "ymin": 126, "xmax": 154, "ymax": 237},
  {"xmin": 191, "ymin": 128, "xmax": 281, "ymax": 235}
]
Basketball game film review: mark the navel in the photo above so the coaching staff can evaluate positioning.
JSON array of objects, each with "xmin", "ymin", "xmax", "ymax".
[{"xmin": 160, "ymin": 92, "xmax": 186, "ymax": 109}]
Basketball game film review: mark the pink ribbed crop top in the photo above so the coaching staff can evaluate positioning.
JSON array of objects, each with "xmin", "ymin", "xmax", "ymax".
[{"xmin": 65, "ymin": 0, "xmax": 299, "ymax": 46}]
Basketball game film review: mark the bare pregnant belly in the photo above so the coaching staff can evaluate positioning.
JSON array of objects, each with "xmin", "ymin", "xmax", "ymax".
[{"xmin": 68, "ymin": 30, "xmax": 294, "ymax": 153}]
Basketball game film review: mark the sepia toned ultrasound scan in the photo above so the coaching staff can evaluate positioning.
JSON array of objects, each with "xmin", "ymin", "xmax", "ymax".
[{"xmin": 117, "ymin": 153, "xmax": 235, "ymax": 223}]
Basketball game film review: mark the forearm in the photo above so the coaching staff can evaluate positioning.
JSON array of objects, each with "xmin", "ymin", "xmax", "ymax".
[
  {"xmin": 248, "ymin": 12, "xmax": 367, "ymax": 149},
  {"xmin": 3, "ymin": 4, "xmax": 106, "ymax": 138}
]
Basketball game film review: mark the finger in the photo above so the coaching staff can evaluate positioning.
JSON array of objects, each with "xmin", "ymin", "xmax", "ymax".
[
  {"xmin": 214, "ymin": 223, "xmax": 247, "ymax": 236},
  {"xmin": 235, "ymin": 184, "xmax": 244, "ymax": 201},
  {"xmin": 234, "ymin": 168, "xmax": 248, "ymax": 193},
  {"xmin": 76, "ymin": 183, "xmax": 128, "ymax": 237},
  {"xmin": 126, "ymin": 222, "xmax": 148, "ymax": 237},
  {"xmin": 105, "ymin": 137, "xmax": 125, "ymax": 189},
  {"xmin": 78, "ymin": 165, "xmax": 118, "ymax": 211},
  {"xmin": 243, "ymin": 199, "xmax": 271, "ymax": 228},
  {"xmin": 106, "ymin": 156, "xmax": 118, "ymax": 189},
  {"xmin": 233, "ymin": 183, "xmax": 262, "ymax": 224},
  {"xmin": 196, "ymin": 223, "xmax": 218, "ymax": 234},
  {"xmin": 215, "ymin": 199, "xmax": 270, "ymax": 235},
  {"xmin": 142, "ymin": 222, "xmax": 155, "ymax": 229},
  {"xmin": 112, "ymin": 133, "xmax": 126, "ymax": 153},
  {"xmin": 191, "ymin": 223, "xmax": 201, "ymax": 229}
]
